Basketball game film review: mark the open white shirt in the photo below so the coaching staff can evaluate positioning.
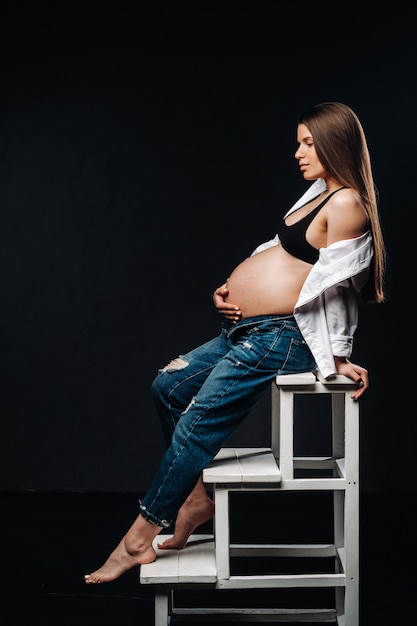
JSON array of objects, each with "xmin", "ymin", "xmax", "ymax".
[{"xmin": 252, "ymin": 179, "xmax": 373, "ymax": 379}]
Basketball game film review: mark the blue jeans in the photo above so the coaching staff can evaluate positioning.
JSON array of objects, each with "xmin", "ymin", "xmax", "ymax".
[{"xmin": 139, "ymin": 315, "xmax": 316, "ymax": 527}]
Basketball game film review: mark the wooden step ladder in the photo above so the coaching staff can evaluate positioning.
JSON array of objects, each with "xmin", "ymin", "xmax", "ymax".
[{"xmin": 141, "ymin": 371, "xmax": 360, "ymax": 625}]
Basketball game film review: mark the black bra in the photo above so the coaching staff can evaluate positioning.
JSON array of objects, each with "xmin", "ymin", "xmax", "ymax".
[{"xmin": 277, "ymin": 187, "xmax": 346, "ymax": 264}]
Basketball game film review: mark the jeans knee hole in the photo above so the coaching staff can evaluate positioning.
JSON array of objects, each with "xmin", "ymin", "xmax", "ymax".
[{"xmin": 161, "ymin": 357, "xmax": 189, "ymax": 372}]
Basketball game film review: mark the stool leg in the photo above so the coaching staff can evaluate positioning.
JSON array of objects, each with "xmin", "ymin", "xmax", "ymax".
[
  {"xmin": 154, "ymin": 586, "xmax": 171, "ymax": 626},
  {"xmin": 279, "ymin": 389, "xmax": 295, "ymax": 480},
  {"xmin": 344, "ymin": 394, "xmax": 360, "ymax": 626},
  {"xmin": 334, "ymin": 490, "xmax": 345, "ymax": 623},
  {"xmin": 332, "ymin": 393, "xmax": 345, "ymax": 461},
  {"xmin": 271, "ymin": 383, "xmax": 281, "ymax": 460},
  {"xmin": 214, "ymin": 487, "xmax": 231, "ymax": 579},
  {"xmin": 334, "ymin": 489, "xmax": 345, "ymax": 550}
]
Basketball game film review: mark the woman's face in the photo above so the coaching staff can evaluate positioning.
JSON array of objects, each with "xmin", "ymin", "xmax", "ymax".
[{"xmin": 295, "ymin": 123, "xmax": 327, "ymax": 181}]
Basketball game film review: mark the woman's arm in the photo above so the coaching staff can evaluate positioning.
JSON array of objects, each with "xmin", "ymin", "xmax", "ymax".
[
  {"xmin": 294, "ymin": 232, "xmax": 373, "ymax": 384},
  {"xmin": 325, "ymin": 192, "xmax": 370, "ymax": 398}
]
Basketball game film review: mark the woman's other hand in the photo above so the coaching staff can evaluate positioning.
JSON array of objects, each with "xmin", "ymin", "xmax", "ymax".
[{"xmin": 334, "ymin": 357, "xmax": 369, "ymax": 400}]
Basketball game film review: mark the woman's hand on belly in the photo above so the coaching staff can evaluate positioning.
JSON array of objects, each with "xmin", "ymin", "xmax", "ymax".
[{"xmin": 213, "ymin": 283, "xmax": 242, "ymax": 322}]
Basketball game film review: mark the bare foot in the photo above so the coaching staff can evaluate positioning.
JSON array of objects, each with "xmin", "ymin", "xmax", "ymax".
[
  {"xmin": 84, "ymin": 514, "xmax": 160, "ymax": 584},
  {"xmin": 157, "ymin": 493, "xmax": 214, "ymax": 550}
]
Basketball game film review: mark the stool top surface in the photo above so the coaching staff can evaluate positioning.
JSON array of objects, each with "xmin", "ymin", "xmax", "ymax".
[{"xmin": 275, "ymin": 371, "xmax": 359, "ymax": 389}]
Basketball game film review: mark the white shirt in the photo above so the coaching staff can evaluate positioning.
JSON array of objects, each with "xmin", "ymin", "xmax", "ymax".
[{"xmin": 252, "ymin": 179, "xmax": 374, "ymax": 379}]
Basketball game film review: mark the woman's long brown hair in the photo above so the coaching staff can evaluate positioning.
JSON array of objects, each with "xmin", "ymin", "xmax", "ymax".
[{"xmin": 298, "ymin": 102, "xmax": 386, "ymax": 303}]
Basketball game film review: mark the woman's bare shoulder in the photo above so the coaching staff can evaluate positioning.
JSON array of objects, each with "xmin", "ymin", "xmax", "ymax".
[{"xmin": 326, "ymin": 188, "xmax": 368, "ymax": 243}]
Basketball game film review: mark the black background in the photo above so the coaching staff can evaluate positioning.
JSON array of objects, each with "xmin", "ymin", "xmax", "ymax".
[{"xmin": 1, "ymin": 0, "xmax": 414, "ymax": 495}]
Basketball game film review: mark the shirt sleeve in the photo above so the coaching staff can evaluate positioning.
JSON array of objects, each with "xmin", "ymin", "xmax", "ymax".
[
  {"xmin": 323, "ymin": 280, "xmax": 358, "ymax": 357},
  {"xmin": 293, "ymin": 233, "xmax": 373, "ymax": 378}
]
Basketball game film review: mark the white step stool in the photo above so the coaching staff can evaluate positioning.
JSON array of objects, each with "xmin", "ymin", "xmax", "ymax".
[{"xmin": 141, "ymin": 371, "xmax": 360, "ymax": 625}]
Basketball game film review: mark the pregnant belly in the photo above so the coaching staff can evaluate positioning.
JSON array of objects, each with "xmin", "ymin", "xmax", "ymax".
[{"xmin": 225, "ymin": 244, "xmax": 312, "ymax": 318}]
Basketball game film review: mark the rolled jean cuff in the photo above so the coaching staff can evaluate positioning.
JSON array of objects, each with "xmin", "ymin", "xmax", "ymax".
[{"xmin": 139, "ymin": 500, "xmax": 171, "ymax": 528}]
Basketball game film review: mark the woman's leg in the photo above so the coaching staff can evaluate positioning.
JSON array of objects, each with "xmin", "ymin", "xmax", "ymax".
[
  {"xmin": 85, "ymin": 331, "xmax": 231, "ymax": 582},
  {"xmin": 140, "ymin": 316, "xmax": 315, "ymax": 528},
  {"xmin": 148, "ymin": 332, "xmax": 232, "ymax": 547},
  {"xmin": 85, "ymin": 317, "xmax": 315, "ymax": 582},
  {"xmin": 157, "ymin": 474, "xmax": 214, "ymax": 549},
  {"xmin": 84, "ymin": 511, "xmax": 161, "ymax": 584},
  {"xmin": 151, "ymin": 330, "xmax": 232, "ymax": 445}
]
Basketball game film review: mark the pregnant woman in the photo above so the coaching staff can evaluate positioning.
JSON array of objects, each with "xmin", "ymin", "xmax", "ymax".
[{"xmin": 85, "ymin": 102, "xmax": 385, "ymax": 583}]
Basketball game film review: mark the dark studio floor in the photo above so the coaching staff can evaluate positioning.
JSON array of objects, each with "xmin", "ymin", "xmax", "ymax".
[{"xmin": 1, "ymin": 490, "xmax": 415, "ymax": 625}]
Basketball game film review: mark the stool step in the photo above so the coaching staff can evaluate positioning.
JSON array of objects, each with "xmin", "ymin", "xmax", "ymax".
[
  {"xmin": 203, "ymin": 448, "xmax": 281, "ymax": 484},
  {"xmin": 140, "ymin": 534, "xmax": 216, "ymax": 584},
  {"xmin": 171, "ymin": 607, "xmax": 337, "ymax": 622},
  {"xmin": 141, "ymin": 535, "xmax": 346, "ymax": 588}
]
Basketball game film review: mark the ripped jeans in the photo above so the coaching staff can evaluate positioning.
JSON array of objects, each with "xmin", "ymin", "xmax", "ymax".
[{"xmin": 139, "ymin": 314, "xmax": 316, "ymax": 527}]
